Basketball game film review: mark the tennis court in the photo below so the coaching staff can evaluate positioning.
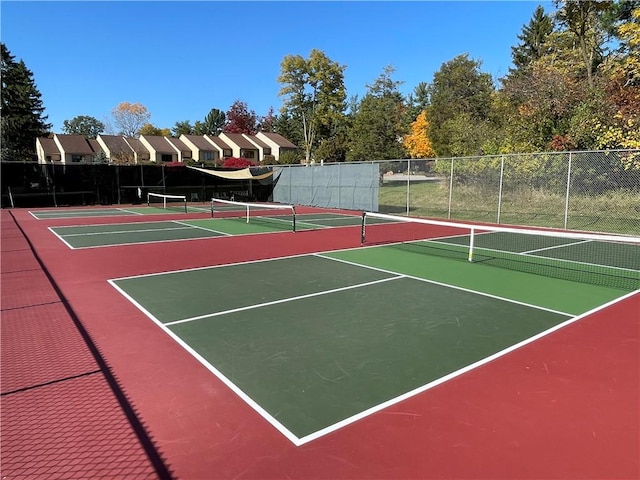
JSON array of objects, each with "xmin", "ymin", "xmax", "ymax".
[
  {"xmin": 4, "ymin": 204, "xmax": 639, "ymax": 479},
  {"xmin": 29, "ymin": 205, "xmax": 212, "ymax": 219},
  {"xmin": 109, "ymin": 224, "xmax": 638, "ymax": 445},
  {"xmin": 48, "ymin": 213, "xmax": 370, "ymax": 248}
]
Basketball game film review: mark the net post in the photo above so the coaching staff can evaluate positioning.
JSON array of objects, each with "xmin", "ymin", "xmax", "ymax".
[
  {"xmin": 147, "ymin": 192, "xmax": 150, "ymax": 207},
  {"xmin": 246, "ymin": 205, "xmax": 250, "ymax": 223},
  {"xmin": 183, "ymin": 197, "xmax": 188, "ymax": 214},
  {"xmin": 468, "ymin": 227, "xmax": 475, "ymax": 262},
  {"xmin": 210, "ymin": 198, "xmax": 215, "ymax": 218},
  {"xmin": 361, "ymin": 212, "xmax": 366, "ymax": 244},
  {"xmin": 292, "ymin": 206, "xmax": 297, "ymax": 232}
]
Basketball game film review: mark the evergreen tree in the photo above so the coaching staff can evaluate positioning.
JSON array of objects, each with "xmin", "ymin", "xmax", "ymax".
[
  {"xmin": 347, "ymin": 67, "xmax": 408, "ymax": 161},
  {"xmin": 1, "ymin": 43, "xmax": 51, "ymax": 161},
  {"xmin": 511, "ymin": 6, "xmax": 555, "ymax": 73},
  {"xmin": 194, "ymin": 108, "xmax": 225, "ymax": 135},
  {"xmin": 172, "ymin": 120, "xmax": 194, "ymax": 137},
  {"xmin": 407, "ymin": 81, "xmax": 430, "ymax": 120}
]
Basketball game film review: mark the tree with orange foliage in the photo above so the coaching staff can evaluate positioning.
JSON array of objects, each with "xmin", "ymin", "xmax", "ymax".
[
  {"xmin": 109, "ymin": 102, "xmax": 151, "ymax": 137},
  {"xmin": 403, "ymin": 110, "xmax": 435, "ymax": 158}
]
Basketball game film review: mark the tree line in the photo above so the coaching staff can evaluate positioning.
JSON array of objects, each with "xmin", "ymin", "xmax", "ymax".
[{"xmin": 2, "ymin": 1, "xmax": 638, "ymax": 163}]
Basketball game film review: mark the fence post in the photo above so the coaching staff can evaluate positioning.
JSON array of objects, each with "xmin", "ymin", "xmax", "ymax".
[
  {"xmin": 406, "ymin": 158, "xmax": 411, "ymax": 215},
  {"xmin": 116, "ymin": 165, "xmax": 121, "ymax": 204},
  {"xmin": 447, "ymin": 158, "xmax": 454, "ymax": 219},
  {"xmin": 564, "ymin": 151, "xmax": 572, "ymax": 229},
  {"xmin": 497, "ymin": 155, "xmax": 505, "ymax": 224}
]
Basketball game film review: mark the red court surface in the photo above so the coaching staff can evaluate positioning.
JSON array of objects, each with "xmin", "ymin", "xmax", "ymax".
[{"xmin": 1, "ymin": 206, "xmax": 638, "ymax": 479}]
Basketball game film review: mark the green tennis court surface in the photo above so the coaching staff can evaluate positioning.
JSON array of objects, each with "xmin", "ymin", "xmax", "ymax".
[
  {"xmin": 49, "ymin": 213, "xmax": 368, "ymax": 248},
  {"xmin": 110, "ymin": 245, "xmax": 637, "ymax": 445},
  {"xmin": 30, "ymin": 205, "xmax": 212, "ymax": 219}
]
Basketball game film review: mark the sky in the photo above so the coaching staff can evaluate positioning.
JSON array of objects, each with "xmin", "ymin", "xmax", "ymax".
[{"xmin": 2, "ymin": 1, "xmax": 554, "ymax": 133}]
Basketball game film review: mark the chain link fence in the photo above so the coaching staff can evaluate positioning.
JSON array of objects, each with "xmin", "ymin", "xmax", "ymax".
[
  {"xmin": 0, "ymin": 162, "xmax": 274, "ymax": 208},
  {"xmin": 2, "ymin": 149, "xmax": 638, "ymax": 235},
  {"xmin": 377, "ymin": 150, "xmax": 640, "ymax": 235}
]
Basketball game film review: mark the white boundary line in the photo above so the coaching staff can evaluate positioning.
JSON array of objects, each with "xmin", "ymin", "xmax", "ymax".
[
  {"xmin": 107, "ymin": 278, "xmax": 303, "ymax": 446},
  {"xmin": 523, "ymin": 239, "xmax": 591, "ymax": 254},
  {"xmin": 295, "ymin": 288, "xmax": 640, "ymax": 444},
  {"xmin": 108, "ymin": 254, "xmax": 640, "ymax": 446},
  {"xmin": 420, "ymin": 237, "xmax": 640, "ymax": 276},
  {"xmin": 47, "ymin": 226, "xmax": 77, "ymax": 250},
  {"xmin": 60, "ymin": 226, "xmax": 194, "ymax": 237},
  {"xmin": 172, "ymin": 220, "xmax": 231, "ymax": 236},
  {"xmin": 50, "ymin": 220, "xmax": 232, "ymax": 249},
  {"xmin": 314, "ymin": 253, "xmax": 575, "ymax": 317},
  {"xmin": 29, "ymin": 208, "xmax": 143, "ymax": 219},
  {"xmin": 165, "ymin": 276, "xmax": 405, "ymax": 326}
]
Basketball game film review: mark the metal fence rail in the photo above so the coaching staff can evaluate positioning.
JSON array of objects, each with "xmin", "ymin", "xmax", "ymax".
[
  {"xmin": 0, "ymin": 163, "xmax": 274, "ymax": 208},
  {"xmin": 374, "ymin": 150, "xmax": 640, "ymax": 235},
  {"xmin": 2, "ymin": 149, "xmax": 638, "ymax": 235}
]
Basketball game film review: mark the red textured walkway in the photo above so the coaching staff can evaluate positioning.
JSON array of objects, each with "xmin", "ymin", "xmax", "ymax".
[
  {"xmin": 0, "ymin": 209, "xmax": 170, "ymax": 479},
  {"xmin": 1, "ymin": 206, "xmax": 638, "ymax": 479}
]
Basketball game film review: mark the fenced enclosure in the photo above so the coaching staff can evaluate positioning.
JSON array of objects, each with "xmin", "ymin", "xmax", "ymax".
[
  {"xmin": 376, "ymin": 150, "xmax": 640, "ymax": 235},
  {"xmin": 2, "ymin": 149, "xmax": 638, "ymax": 235},
  {"xmin": 272, "ymin": 162, "xmax": 379, "ymax": 212},
  {"xmin": 0, "ymin": 163, "xmax": 275, "ymax": 208}
]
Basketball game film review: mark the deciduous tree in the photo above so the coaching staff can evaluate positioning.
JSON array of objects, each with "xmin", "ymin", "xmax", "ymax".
[
  {"xmin": 403, "ymin": 110, "xmax": 435, "ymax": 158},
  {"xmin": 108, "ymin": 102, "xmax": 151, "ymax": 137},
  {"xmin": 427, "ymin": 54, "xmax": 495, "ymax": 157},
  {"xmin": 139, "ymin": 123, "xmax": 170, "ymax": 136},
  {"xmin": 62, "ymin": 115, "xmax": 104, "ymax": 138},
  {"xmin": 278, "ymin": 49, "xmax": 346, "ymax": 163},
  {"xmin": 223, "ymin": 100, "xmax": 257, "ymax": 134},
  {"xmin": 257, "ymin": 106, "xmax": 276, "ymax": 133},
  {"xmin": 554, "ymin": 0, "xmax": 612, "ymax": 88}
]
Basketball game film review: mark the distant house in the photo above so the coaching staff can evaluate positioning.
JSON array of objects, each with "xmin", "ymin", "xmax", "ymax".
[
  {"xmin": 244, "ymin": 134, "xmax": 272, "ymax": 160},
  {"xmin": 204, "ymin": 135, "xmax": 234, "ymax": 161},
  {"xmin": 255, "ymin": 132, "xmax": 297, "ymax": 161},
  {"xmin": 139, "ymin": 135, "xmax": 181, "ymax": 163},
  {"xmin": 53, "ymin": 134, "xmax": 99, "ymax": 163},
  {"xmin": 219, "ymin": 133, "xmax": 260, "ymax": 162},
  {"xmin": 96, "ymin": 135, "xmax": 135, "ymax": 163},
  {"xmin": 36, "ymin": 137, "xmax": 62, "ymax": 163},
  {"xmin": 180, "ymin": 135, "xmax": 220, "ymax": 163},
  {"xmin": 124, "ymin": 137, "xmax": 151, "ymax": 163},
  {"xmin": 165, "ymin": 137, "xmax": 192, "ymax": 163},
  {"xmin": 37, "ymin": 132, "xmax": 297, "ymax": 165}
]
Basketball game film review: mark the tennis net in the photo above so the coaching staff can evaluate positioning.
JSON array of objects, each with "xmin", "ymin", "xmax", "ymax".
[
  {"xmin": 147, "ymin": 193, "xmax": 188, "ymax": 213},
  {"xmin": 211, "ymin": 198, "xmax": 297, "ymax": 232},
  {"xmin": 362, "ymin": 212, "xmax": 640, "ymax": 291}
]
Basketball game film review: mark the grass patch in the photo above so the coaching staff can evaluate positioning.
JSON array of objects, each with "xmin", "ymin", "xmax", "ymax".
[{"xmin": 378, "ymin": 181, "xmax": 640, "ymax": 235}]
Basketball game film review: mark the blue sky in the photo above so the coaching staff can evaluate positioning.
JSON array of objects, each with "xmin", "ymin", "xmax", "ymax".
[{"xmin": 2, "ymin": 1, "xmax": 554, "ymax": 133}]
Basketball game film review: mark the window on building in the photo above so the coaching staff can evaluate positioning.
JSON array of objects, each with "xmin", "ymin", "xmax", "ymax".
[
  {"xmin": 203, "ymin": 151, "xmax": 215, "ymax": 161},
  {"xmin": 263, "ymin": 148, "xmax": 271, "ymax": 156},
  {"xmin": 71, "ymin": 155, "xmax": 83, "ymax": 163},
  {"xmin": 242, "ymin": 150, "xmax": 255, "ymax": 159},
  {"xmin": 223, "ymin": 149, "xmax": 232, "ymax": 157},
  {"xmin": 161, "ymin": 154, "xmax": 173, "ymax": 162}
]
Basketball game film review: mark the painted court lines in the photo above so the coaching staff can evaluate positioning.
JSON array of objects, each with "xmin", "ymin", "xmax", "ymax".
[
  {"xmin": 108, "ymin": 251, "xmax": 635, "ymax": 446},
  {"xmin": 49, "ymin": 214, "xmax": 365, "ymax": 248},
  {"xmin": 30, "ymin": 205, "xmax": 212, "ymax": 220}
]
